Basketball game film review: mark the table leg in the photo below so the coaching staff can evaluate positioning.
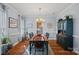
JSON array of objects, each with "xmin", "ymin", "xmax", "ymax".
[
  {"xmin": 30, "ymin": 41, "xmax": 31, "ymax": 55},
  {"xmin": 45, "ymin": 41, "xmax": 48, "ymax": 55}
]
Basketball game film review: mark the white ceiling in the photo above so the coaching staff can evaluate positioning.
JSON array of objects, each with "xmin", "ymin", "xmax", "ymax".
[{"xmin": 8, "ymin": 3, "xmax": 72, "ymax": 17}]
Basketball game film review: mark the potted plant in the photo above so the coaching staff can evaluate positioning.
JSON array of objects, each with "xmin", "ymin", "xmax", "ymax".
[{"xmin": 2, "ymin": 36, "xmax": 11, "ymax": 44}]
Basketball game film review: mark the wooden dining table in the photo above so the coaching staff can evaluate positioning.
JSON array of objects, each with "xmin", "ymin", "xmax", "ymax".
[
  {"xmin": 29, "ymin": 39, "xmax": 48, "ymax": 55},
  {"xmin": 29, "ymin": 36, "xmax": 48, "ymax": 54}
]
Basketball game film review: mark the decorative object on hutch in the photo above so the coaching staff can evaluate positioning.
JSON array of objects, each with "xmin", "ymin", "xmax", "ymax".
[{"xmin": 47, "ymin": 22, "xmax": 53, "ymax": 29}]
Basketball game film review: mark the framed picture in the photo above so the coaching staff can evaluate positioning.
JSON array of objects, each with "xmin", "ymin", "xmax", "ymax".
[
  {"xmin": 26, "ymin": 23, "xmax": 33, "ymax": 28},
  {"xmin": 9, "ymin": 17, "xmax": 18, "ymax": 28},
  {"xmin": 26, "ymin": 21, "xmax": 33, "ymax": 28},
  {"xmin": 47, "ymin": 22, "xmax": 53, "ymax": 29}
]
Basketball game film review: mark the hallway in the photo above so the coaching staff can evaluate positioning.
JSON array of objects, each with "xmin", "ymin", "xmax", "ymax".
[{"xmin": 0, "ymin": 3, "xmax": 79, "ymax": 55}]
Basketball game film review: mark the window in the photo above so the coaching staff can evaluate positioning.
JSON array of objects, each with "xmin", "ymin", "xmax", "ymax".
[{"xmin": 0, "ymin": 4, "xmax": 7, "ymax": 40}]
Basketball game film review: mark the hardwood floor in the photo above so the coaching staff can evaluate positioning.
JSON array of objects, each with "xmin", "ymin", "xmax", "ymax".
[
  {"xmin": 48, "ymin": 40, "xmax": 77, "ymax": 55},
  {"xmin": 7, "ymin": 39, "xmax": 77, "ymax": 55},
  {"xmin": 7, "ymin": 40, "xmax": 29, "ymax": 55}
]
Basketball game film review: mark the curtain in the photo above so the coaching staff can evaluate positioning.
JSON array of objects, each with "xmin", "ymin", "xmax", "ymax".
[{"xmin": 0, "ymin": 4, "xmax": 7, "ymax": 42}]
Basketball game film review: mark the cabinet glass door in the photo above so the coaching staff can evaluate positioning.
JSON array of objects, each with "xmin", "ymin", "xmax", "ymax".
[{"xmin": 64, "ymin": 20, "xmax": 67, "ymax": 31}]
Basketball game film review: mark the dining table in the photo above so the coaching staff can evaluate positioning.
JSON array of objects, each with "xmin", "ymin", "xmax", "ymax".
[{"xmin": 29, "ymin": 39, "xmax": 48, "ymax": 55}]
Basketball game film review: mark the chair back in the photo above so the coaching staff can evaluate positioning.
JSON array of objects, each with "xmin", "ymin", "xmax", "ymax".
[
  {"xmin": 29, "ymin": 32, "xmax": 34, "ymax": 39},
  {"xmin": 45, "ymin": 32, "xmax": 49, "ymax": 38}
]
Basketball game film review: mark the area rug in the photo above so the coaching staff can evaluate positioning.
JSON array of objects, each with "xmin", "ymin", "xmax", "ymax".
[{"xmin": 23, "ymin": 45, "xmax": 54, "ymax": 55}]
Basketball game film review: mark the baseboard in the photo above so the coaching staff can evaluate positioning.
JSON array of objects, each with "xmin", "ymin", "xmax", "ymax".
[{"xmin": 48, "ymin": 38, "xmax": 56, "ymax": 40}]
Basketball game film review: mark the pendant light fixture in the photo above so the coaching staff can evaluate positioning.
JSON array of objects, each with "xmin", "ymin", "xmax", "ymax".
[{"xmin": 36, "ymin": 8, "xmax": 45, "ymax": 28}]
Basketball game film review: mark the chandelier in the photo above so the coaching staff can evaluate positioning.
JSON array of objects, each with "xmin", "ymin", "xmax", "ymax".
[{"xmin": 36, "ymin": 8, "xmax": 45, "ymax": 23}]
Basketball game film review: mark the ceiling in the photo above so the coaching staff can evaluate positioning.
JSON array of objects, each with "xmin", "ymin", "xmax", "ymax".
[{"xmin": 8, "ymin": 3, "xmax": 72, "ymax": 17}]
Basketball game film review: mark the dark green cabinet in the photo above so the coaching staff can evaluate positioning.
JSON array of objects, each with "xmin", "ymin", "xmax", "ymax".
[
  {"xmin": 57, "ymin": 16, "xmax": 73, "ymax": 51},
  {"xmin": 63, "ymin": 17, "xmax": 73, "ymax": 36}
]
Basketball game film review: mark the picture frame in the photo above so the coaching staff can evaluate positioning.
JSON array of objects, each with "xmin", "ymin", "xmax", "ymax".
[
  {"xmin": 9, "ymin": 17, "xmax": 18, "ymax": 28},
  {"xmin": 26, "ymin": 22, "xmax": 33, "ymax": 28},
  {"xmin": 47, "ymin": 22, "xmax": 53, "ymax": 29}
]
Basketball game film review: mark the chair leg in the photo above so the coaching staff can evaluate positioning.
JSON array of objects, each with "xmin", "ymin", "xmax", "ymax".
[
  {"xmin": 35, "ymin": 46, "xmax": 36, "ymax": 55},
  {"xmin": 42, "ymin": 45, "xmax": 44, "ymax": 55}
]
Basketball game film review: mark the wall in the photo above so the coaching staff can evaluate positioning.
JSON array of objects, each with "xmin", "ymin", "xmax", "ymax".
[
  {"xmin": 25, "ymin": 16, "xmax": 37, "ymax": 34},
  {"xmin": 43, "ymin": 16, "xmax": 57, "ymax": 39},
  {"xmin": 6, "ymin": 4, "xmax": 25, "ymax": 44},
  {"xmin": 57, "ymin": 4, "xmax": 79, "ymax": 54},
  {"xmin": 6, "ymin": 5, "xmax": 20, "ymax": 44},
  {"xmin": 1, "ymin": 4, "xmax": 24, "ymax": 44},
  {"xmin": 25, "ymin": 16, "xmax": 57, "ymax": 40}
]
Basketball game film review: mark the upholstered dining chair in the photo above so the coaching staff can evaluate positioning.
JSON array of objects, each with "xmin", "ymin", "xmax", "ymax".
[
  {"xmin": 45, "ymin": 32, "xmax": 49, "ymax": 39},
  {"xmin": 29, "ymin": 32, "xmax": 34, "ymax": 39}
]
